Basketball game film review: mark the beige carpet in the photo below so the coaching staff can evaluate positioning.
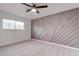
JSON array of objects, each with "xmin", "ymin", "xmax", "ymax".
[{"xmin": 0, "ymin": 39, "xmax": 79, "ymax": 56}]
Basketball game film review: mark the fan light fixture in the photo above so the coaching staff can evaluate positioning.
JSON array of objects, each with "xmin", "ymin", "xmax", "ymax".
[
  {"xmin": 31, "ymin": 8, "xmax": 36, "ymax": 12},
  {"xmin": 22, "ymin": 3, "xmax": 48, "ymax": 14}
]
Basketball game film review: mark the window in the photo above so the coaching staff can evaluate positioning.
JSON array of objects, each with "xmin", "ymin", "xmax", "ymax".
[
  {"xmin": 2, "ymin": 19, "xmax": 24, "ymax": 30},
  {"xmin": 16, "ymin": 21, "xmax": 24, "ymax": 30},
  {"xmin": 3, "ymin": 19, "xmax": 15, "ymax": 29}
]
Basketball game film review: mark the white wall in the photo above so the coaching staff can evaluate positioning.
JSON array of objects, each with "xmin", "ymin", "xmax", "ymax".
[
  {"xmin": 32, "ymin": 8, "xmax": 79, "ymax": 48},
  {"xmin": 0, "ymin": 10, "xmax": 31, "ymax": 46}
]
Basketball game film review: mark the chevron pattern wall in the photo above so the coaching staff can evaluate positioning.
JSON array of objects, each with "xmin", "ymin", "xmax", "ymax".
[{"xmin": 31, "ymin": 8, "xmax": 79, "ymax": 48}]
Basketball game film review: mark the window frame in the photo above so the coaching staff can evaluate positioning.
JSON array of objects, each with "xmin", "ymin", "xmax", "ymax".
[{"xmin": 2, "ymin": 18, "xmax": 24, "ymax": 30}]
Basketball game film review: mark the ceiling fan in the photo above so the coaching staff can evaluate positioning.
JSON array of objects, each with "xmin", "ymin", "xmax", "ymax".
[{"xmin": 21, "ymin": 3, "xmax": 48, "ymax": 14}]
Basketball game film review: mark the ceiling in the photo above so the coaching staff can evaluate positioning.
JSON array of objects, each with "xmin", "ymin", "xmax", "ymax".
[{"xmin": 0, "ymin": 3, "xmax": 79, "ymax": 20}]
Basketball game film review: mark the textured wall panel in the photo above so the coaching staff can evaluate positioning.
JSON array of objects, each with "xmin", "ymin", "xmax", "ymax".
[{"xmin": 31, "ymin": 8, "xmax": 79, "ymax": 48}]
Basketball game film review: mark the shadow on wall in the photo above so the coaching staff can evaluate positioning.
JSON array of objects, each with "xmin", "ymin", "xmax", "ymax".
[{"xmin": 31, "ymin": 8, "xmax": 79, "ymax": 48}]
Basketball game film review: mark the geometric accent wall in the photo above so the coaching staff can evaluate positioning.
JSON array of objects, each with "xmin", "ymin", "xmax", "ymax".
[{"xmin": 31, "ymin": 8, "xmax": 79, "ymax": 48}]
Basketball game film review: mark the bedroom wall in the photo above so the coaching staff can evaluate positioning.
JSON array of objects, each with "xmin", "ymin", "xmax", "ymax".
[
  {"xmin": 0, "ymin": 10, "xmax": 31, "ymax": 46},
  {"xmin": 31, "ymin": 8, "xmax": 79, "ymax": 48}
]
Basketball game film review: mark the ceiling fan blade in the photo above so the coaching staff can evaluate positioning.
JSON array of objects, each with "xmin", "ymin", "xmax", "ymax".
[
  {"xmin": 36, "ymin": 5, "xmax": 48, "ymax": 8},
  {"xmin": 36, "ymin": 10, "xmax": 39, "ymax": 14},
  {"xmin": 21, "ymin": 3, "xmax": 32, "ymax": 7},
  {"xmin": 26, "ymin": 9, "xmax": 31, "ymax": 12}
]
